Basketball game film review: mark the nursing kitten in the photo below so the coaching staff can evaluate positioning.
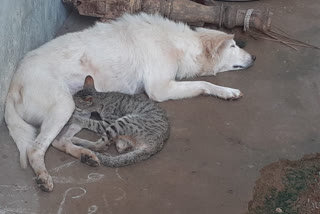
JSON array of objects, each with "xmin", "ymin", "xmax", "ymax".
[{"xmin": 70, "ymin": 76, "xmax": 170, "ymax": 167}]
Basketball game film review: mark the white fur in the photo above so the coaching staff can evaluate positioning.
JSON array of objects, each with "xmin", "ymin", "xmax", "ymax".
[{"xmin": 4, "ymin": 13, "xmax": 254, "ymax": 191}]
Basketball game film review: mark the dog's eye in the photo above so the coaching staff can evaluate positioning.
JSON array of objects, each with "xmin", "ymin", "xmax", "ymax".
[{"xmin": 231, "ymin": 44, "xmax": 235, "ymax": 48}]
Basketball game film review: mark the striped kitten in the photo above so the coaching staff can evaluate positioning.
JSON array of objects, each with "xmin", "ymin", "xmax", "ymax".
[{"xmin": 70, "ymin": 76, "xmax": 170, "ymax": 167}]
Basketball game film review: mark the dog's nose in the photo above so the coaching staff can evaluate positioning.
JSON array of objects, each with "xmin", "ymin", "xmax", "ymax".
[{"xmin": 251, "ymin": 55, "xmax": 256, "ymax": 61}]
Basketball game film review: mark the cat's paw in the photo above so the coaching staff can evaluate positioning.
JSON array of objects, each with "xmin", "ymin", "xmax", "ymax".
[
  {"xmin": 115, "ymin": 137, "xmax": 134, "ymax": 153},
  {"xmin": 101, "ymin": 136, "xmax": 112, "ymax": 149}
]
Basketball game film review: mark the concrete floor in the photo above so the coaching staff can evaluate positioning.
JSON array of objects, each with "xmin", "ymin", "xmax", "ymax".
[{"xmin": 1, "ymin": 1, "xmax": 320, "ymax": 213}]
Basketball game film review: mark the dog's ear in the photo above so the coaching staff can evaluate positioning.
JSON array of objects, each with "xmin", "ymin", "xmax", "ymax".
[
  {"xmin": 201, "ymin": 34, "xmax": 234, "ymax": 58},
  {"xmin": 83, "ymin": 75, "xmax": 96, "ymax": 91}
]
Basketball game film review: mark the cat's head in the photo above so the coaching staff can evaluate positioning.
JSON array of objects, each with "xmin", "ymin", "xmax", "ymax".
[{"xmin": 73, "ymin": 76, "xmax": 99, "ymax": 113}]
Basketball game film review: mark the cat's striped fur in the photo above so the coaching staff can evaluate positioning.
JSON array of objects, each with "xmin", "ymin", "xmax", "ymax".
[{"xmin": 70, "ymin": 76, "xmax": 170, "ymax": 167}]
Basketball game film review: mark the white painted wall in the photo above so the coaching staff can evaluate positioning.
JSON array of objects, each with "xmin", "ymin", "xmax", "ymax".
[{"xmin": 0, "ymin": 0, "xmax": 70, "ymax": 124}]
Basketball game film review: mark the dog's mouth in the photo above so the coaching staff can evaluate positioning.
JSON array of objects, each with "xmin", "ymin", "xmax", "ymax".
[
  {"xmin": 233, "ymin": 61, "xmax": 255, "ymax": 69},
  {"xmin": 233, "ymin": 54, "xmax": 256, "ymax": 70},
  {"xmin": 233, "ymin": 65, "xmax": 244, "ymax": 69}
]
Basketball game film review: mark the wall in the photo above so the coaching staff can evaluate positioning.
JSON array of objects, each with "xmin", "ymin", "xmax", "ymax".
[{"xmin": 0, "ymin": 0, "xmax": 70, "ymax": 124}]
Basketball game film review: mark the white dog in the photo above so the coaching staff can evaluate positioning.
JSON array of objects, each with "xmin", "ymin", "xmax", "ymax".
[{"xmin": 5, "ymin": 13, "xmax": 255, "ymax": 191}]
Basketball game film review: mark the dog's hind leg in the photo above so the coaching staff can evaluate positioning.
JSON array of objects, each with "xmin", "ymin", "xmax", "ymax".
[{"xmin": 27, "ymin": 94, "xmax": 75, "ymax": 192}]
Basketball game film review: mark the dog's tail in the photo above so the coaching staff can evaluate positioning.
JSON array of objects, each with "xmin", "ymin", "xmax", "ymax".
[{"xmin": 5, "ymin": 89, "xmax": 36, "ymax": 169}]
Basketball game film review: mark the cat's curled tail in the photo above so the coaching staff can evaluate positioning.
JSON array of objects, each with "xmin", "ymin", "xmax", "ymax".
[{"xmin": 96, "ymin": 140, "xmax": 163, "ymax": 167}]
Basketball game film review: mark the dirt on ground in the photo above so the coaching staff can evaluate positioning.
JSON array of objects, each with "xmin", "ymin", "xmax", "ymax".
[{"xmin": 247, "ymin": 154, "xmax": 320, "ymax": 214}]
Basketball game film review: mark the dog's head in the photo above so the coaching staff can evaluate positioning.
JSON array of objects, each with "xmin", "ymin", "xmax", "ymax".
[{"xmin": 197, "ymin": 28, "xmax": 256, "ymax": 75}]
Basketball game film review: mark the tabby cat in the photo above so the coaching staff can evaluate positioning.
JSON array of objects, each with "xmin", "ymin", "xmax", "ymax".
[{"xmin": 69, "ymin": 76, "xmax": 170, "ymax": 167}]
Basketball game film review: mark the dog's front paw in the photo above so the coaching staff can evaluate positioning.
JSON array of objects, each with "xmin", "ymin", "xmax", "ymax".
[
  {"xmin": 217, "ymin": 88, "xmax": 243, "ymax": 100},
  {"xmin": 36, "ymin": 171, "xmax": 53, "ymax": 192},
  {"xmin": 80, "ymin": 150, "xmax": 100, "ymax": 167}
]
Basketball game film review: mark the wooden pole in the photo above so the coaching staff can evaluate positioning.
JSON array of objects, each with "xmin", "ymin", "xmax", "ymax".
[{"xmin": 63, "ymin": 0, "xmax": 272, "ymax": 31}]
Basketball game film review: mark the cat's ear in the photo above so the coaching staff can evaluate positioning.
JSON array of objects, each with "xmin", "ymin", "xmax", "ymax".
[
  {"xmin": 84, "ymin": 96, "xmax": 93, "ymax": 103},
  {"xmin": 83, "ymin": 75, "xmax": 96, "ymax": 91},
  {"xmin": 80, "ymin": 96, "xmax": 93, "ymax": 105}
]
